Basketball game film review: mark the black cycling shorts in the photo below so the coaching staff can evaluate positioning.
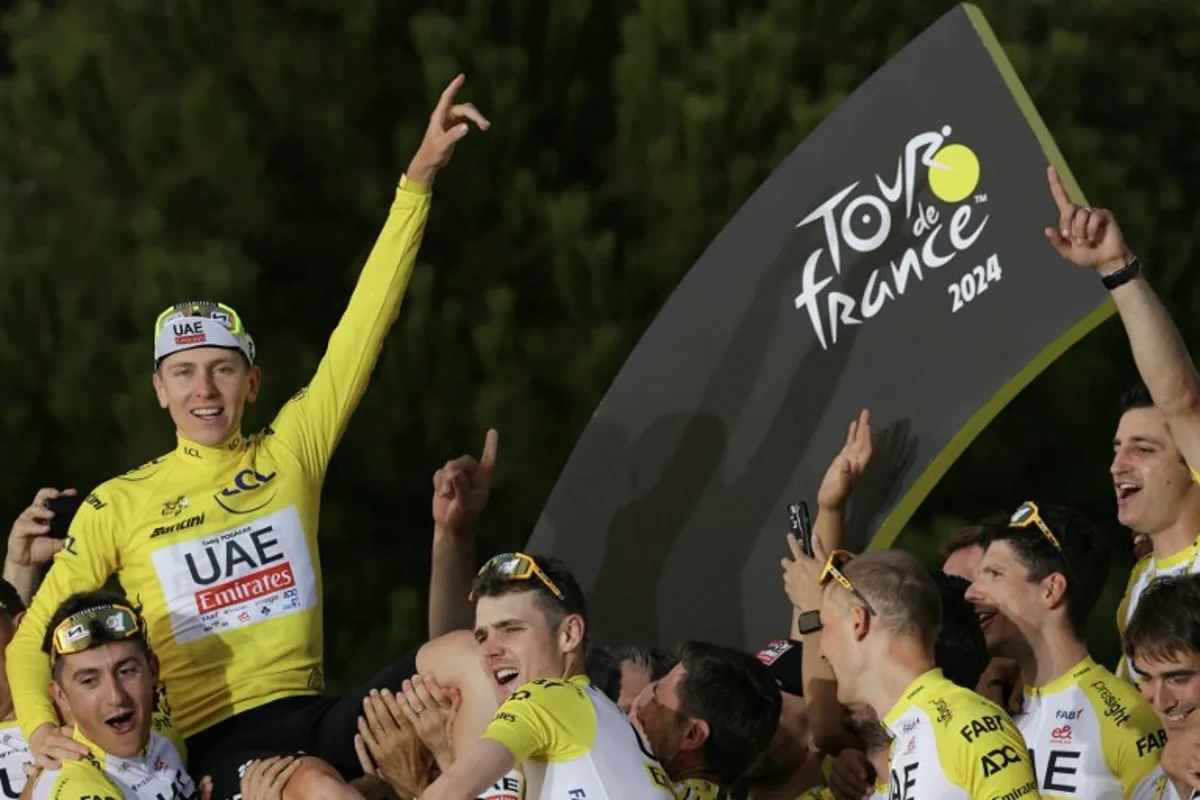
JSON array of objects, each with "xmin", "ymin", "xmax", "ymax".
[{"xmin": 185, "ymin": 648, "xmax": 419, "ymax": 800}]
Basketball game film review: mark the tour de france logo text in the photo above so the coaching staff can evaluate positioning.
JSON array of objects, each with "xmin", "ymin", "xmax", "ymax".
[{"xmin": 793, "ymin": 126, "xmax": 998, "ymax": 350}]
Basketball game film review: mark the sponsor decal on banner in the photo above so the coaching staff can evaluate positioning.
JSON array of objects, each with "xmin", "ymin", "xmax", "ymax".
[
  {"xmin": 755, "ymin": 639, "xmax": 793, "ymax": 665},
  {"xmin": 150, "ymin": 505, "xmax": 316, "ymax": 643}
]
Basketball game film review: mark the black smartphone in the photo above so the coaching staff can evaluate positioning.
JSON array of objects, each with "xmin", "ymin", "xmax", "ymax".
[
  {"xmin": 46, "ymin": 493, "xmax": 85, "ymax": 539},
  {"xmin": 787, "ymin": 501, "xmax": 814, "ymax": 557}
]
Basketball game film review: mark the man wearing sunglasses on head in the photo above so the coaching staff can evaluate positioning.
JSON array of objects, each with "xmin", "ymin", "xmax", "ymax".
[
  {"xmin": 420, "ymin": 552, "xmax": 676, "ymax": 800},
  {"xmin": 966, "ymin": 501, "xmax": 1164, "ymax": 798},
  {"xmin": 784, "ymin": 538, "xmax": 1038, "ymax": 799},
  {"xmin": 7, "ymin": 76, "xmax": 489, "ymax": 799},
  {"xmin": 27, "ymin": 591, "xmax": 195, "ymax": 799}
]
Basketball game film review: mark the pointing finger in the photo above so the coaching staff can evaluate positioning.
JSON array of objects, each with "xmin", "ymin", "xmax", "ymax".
[
  {"xmin": 434, "ymin": 74, "xmax": 466, "ymax": 124},
  {"xmin": 479, "ymin": 429, "xmax": 499, "ymax": 475},
  {"xmin": 1046, "ymin": 166, "xmax": 1073, "ymax": 215}
]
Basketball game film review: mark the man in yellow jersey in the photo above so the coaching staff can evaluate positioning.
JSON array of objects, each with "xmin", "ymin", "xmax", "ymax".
[
  {"xmin": 786, "ymin": 540, "xmax": 1039, "ymax": 799},
  {"xmin": 628, "ymin": 640, "xmax": 782, "ymax": 799},
  {"xmin": 1122, "ymin": 575, "xmax": 1200, "ymax": 799},
  {"xmin": 28, "ymin": 591, "xmax": 195, "ymax": 799},
  {"xmin": 421, "ymin": 552, "xmax": 677, "ymax": 800},
  {"xmin": 7, "ymin": 74, "xmax": 490, "ymax": 800},
  {"xmin": 1040, "ymin": 166, "xmax": 1200, "ymax": 681},
  {"xmin": 967, "ymin": 501, "xmax": 1164, "ymax": 797},
  {"xmin": 0, "ymin": 580, "xmax": 36, "ymax": 798}
]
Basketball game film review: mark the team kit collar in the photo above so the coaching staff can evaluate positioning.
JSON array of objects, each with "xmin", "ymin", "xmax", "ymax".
[{"xmin": 175, "ymin": 431, "xmax": 246, "ymax": 463}]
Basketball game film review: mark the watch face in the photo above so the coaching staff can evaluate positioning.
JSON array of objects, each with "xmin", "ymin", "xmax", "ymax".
[{"xmin": 800, "ymin": 611, "xmax": 823, "ymax": 634}]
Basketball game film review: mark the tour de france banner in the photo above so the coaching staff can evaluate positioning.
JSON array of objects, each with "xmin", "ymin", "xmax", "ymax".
[{"xmin": 526, "ymin": 3, "xmax": 1114, "ymax": 651}]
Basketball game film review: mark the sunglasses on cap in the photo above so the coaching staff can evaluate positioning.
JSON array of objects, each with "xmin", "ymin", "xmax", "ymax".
[
  {"xmin": 819, "ymin": 549, "xmax": 877, "ymax": 616},
  {"xmin": 1009, "ymin": 501, "xmax": 1070, "ymax": 569},
  {"xmin": 51, "ymin": 604, "xmax": 140, "ymax": 661},
  {"xmin": 469, "ymin": 552, "xmax": 565, "ymax": 602},
  {"xmin": 154, "ymin": 301, "xmax": 246, "ymax": 339}
]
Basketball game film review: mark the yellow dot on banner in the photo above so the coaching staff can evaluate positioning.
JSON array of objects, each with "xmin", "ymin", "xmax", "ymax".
[{"xmin": 928, "ymin": 144, "xmax": 981, "ymax": 204}]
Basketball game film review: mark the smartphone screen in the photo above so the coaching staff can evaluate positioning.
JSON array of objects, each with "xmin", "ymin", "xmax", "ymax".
[{"xmin": 787, "ymin": 501, "xmax": 815, "ymax": 557}]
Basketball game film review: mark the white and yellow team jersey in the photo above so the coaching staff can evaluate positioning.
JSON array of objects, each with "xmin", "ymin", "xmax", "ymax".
[
  {"xmin": 0, "ymin": 721, "xmax": 31, "ymax": 799},
  {"xmin": 30, "ymin": 727, "xmax": 195, "ymax": 799},
  {"xmin": 883, "ymin": 668, "xmax": 1038, "ymax": 799},
  {"xmin": 1131, "ymin": 766, "xmax": 1200, "ymax": 800},
  {"xmin": 483, "ymin": 675, "xmax": 676, "ymax": 800},
  {"xmin": 674, "ymin": 777, "xmax": 721, "ymax": 799},
  {"xmin": 1116, "ymin": 468, "xmax": 1200, "ymax": 681},
  {"xmin": 477, "ymin": 770, "xmax": 524, "ymax": 800},
  {"xmin": 1016, "ymin": 657, "xmax": 1163, "ymax": 798}
]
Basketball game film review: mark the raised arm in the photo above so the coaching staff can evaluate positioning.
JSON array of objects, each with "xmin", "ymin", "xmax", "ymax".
[
  {"xmin": 9, "ymin": 488, "xmax": 118, "ymax": 765},
  {"xmin": 428, "ymin": 430, "xmax": 497, "ymax": 637},
  {"xmin": 1044, "ymin": 166, "xmax": 1200, "ymax": 469},
  {"xmin": 4, "ymin": 488, "xmax": 75, "ymax": 605},
  {"xmin": 270, "ymin": 75, "xmax": 490, "ymax": 475}
]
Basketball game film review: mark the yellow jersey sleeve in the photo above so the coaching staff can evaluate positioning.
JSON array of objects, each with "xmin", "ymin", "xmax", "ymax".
[
  {"xmin": 1116, "ymin": 556, "xmax": 1154, "ymax": 682},
  {"xmin": 9, "ymin": 488, "xmax": 124, "ymax": 740},
  {"xmin": 938, "ymin": 707, "xmax": 1038, "ymax": 799},
  {"xmin": 1082, "ymin": 677, "xmax": 1166, "ymax": 798},
  {"xmin": 267, "ymin": 176, "xmax": 431, "ymax": 475},
  {"xmin": 483, "ymin": 678, "xmax": 596, "ymax": 764}
]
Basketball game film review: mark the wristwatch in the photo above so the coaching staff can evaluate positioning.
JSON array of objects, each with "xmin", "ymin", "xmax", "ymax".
[
  {"xmin": 798, "ymin": 610, "xmax": 823, "ymax": 635},
  {"xmin": 1101, "ymin": 256, "xmax": 1142, "ymax": 291}
]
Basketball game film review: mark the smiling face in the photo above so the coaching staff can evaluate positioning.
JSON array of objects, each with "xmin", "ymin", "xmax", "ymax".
[
  {"xmin": 474, "ymin": 591, "xmax": 582, "ymax": 705},
  {"xmin": 964, "ymin": 542, "xmax": 1040, "ymax": 656},
  {"xmin": 153, "ymin": 348, "xmax": 260, "ymax": 446},
  {"xmin": 51, "ymin": 641, "xmax": 157, "ymax": 758},
  {"xmin": 1132, "ymin": 648, "xmax": 1200, "ymax": 733},
  {"xmin": 1112, "ymin": 406, "xmax": 1196, "ymax": 534}
]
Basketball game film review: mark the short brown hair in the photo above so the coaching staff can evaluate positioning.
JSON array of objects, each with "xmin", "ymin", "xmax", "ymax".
[
  {"xmin": 940, "ymin": 526, "xmax": 982, "ymax": 558},
  {"xmin": 838, "ymin": 550, "xmax": 942, "ymax": 651}
]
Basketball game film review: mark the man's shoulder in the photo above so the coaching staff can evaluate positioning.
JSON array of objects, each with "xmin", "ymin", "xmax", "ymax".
[
  {"xmin": 35, "ymin": 756, "xmax": 122, "ymax": 800},
  {"xmin": 1078, "ymin": 663, "xmax": 1163, "ymax": 734},
  {"xmin": 500, "ymin": 677, "xmax": 591, "ymax": 712}
]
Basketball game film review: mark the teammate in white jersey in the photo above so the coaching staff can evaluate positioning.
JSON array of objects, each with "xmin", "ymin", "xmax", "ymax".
[
  {"xmin": 1122, "ymin": 575, "xmax": 1200, "ymax": 799},
  {"xmin": 967, "ymin": 500, "xmax": 1164, "ymax": 797},
  {"xmin": 629, "ymin": 639, "xmax": 781, "ymax": 798},
  {"xmin": 1039, "ymin": 168, "xmax": 1200, "ymax": 681},
  {"xmin": 785, "ymin": 541, "xmax": 1039, "ymax": 799},
  {"xmin": 28, "ymin": 591, "xmax": 195, "ymax": 799},
  {"xmin": 421, "ymin": 552, "xmax": 675, "ymax": 800}
]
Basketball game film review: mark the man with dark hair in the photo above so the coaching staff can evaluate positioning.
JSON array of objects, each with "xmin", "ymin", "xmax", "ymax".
[
  {"xmin": 941, "ymin": 525, "xmax": 985, "ymax": 582},
  {"xmin": 787, "ymin": 544, "xmax": 1037, "ymax": 798},
  {"xmin": 629, "ymin": 639, "xmax": 781, "ymax": 796},
  {"xmin": 421, "ymin": 552, "xmax": 674, "ymax": 800},
  {"xmin": 28, "ymin": 591, "xmax": 194, "ymax": 799},
  {"xmin": 611, "ymin": 644, "xmax": 676, "ymax": 713},
  {"xmin": 1113, "ymin": 383, "xmax": 1200, "ymax": 680},
  {"xmin": 967, "ymin": 501, "xmax": 1163, "ymax": 798}
]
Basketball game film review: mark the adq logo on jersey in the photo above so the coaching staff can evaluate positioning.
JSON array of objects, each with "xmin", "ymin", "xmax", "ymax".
[
  {"xmin": 214, "ymin": 468, "xmax": 277, "ymax": 514},
  {"xmin": 793, "ymin": 125, "xmax": 998, "ymax": 350}
]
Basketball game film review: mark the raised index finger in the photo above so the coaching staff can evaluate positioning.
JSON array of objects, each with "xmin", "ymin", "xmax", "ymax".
[
  {"xmin": 479, "ymin": 429, "xmax": 499, "ymax": 474},
  {"xmin": 435, "ymin": 74, "xmax": 467, "ymax": 121},
  {"xmin": 1046, "ymin": 166, "xmax": 1073, "ymax": 214}
]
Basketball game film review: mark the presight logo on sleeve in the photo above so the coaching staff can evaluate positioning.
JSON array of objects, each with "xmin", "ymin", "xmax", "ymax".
[{"xmin": 792, "ymin": 126, "xmax": 994, "ymax": 350}]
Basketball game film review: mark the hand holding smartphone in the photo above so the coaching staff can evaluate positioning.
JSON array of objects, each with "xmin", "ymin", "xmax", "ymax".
[
  {"xmin": 45, "ymin": 493, "xmax": 85, "ymax": 539},
  {"xmin": 787, "ymin": 501, "xmax": 814, "ymax": 558}
]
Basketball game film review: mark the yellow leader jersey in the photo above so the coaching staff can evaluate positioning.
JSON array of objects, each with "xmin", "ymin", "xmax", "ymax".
[{"xmin": 9, "ymin": 175, "xmax": 432, "ymax": 741}]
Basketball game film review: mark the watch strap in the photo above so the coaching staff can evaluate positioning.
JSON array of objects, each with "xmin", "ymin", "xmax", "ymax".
[
  {"xmin": 798, "ymin": 610, "xmax": 823, "ymax": 635},
  {"xmin": 1101, "ymin": 256, "xmax": 1142, "ymax": 290}
]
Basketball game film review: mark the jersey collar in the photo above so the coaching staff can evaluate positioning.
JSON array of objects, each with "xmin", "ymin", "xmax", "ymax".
[
  {"xmin": 72, "ymin": 725, "xmax": 150, "ymax": 761},
  {"xmin": 175, "ymin": 431, "xmax": 246, "ymax": 464},
  {"xmin": 1025, "ymin": 656, "xmax": 1096, "ymax": 696},
  {"xmin": 883, "ymin": 667, "xmax": 945, "ymax": 728}
]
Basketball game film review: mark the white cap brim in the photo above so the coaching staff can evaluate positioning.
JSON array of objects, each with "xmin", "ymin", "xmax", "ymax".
[{"xmin": 154, "ymin": 317, "xmax": 255, "ymax": 365}]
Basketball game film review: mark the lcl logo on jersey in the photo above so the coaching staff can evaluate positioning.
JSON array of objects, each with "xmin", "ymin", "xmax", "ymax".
[{"xmin": 214, "ymin": 468, "xmax": 277, "ymax": 514}]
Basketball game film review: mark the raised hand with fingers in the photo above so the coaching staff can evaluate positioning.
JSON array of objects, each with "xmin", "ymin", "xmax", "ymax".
[
  {"xmin": 406, "ymin": 74, "xmax": 491, "ymax": 186},
  {"xmin": 7, "ymin": 487, "xmax": 76, "ymax": 569},
  {"xmin": 1043, "ymin": 165, "xmax": 1132, "ymax": 275},
  {"xmin": 394, "ymin": 676, "xmax": 459, "ymax": 771},
  {"xmin": 782, "ymin": 520, "xmax": 830, "ymax": 614},
  {"xmin": 238, "ymin": 756, "xmax": 301, "ymax": 800},
  {"xmin": 817, "ymin": 409, "xmax": 873, "ymax": 512},
  {"xmin": 432, "ymin": 429, "xmax": 499, "ymax": 533}
]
